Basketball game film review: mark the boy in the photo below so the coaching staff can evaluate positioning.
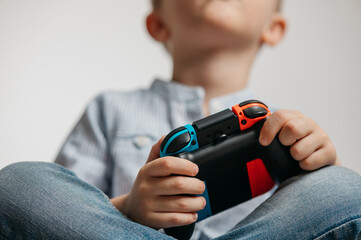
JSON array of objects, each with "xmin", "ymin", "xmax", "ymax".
[{"xmin": 0, "ymin": 0, "xmax": 360, "ymax": 239}]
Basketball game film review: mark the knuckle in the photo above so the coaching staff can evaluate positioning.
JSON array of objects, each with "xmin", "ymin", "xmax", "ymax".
[
  {"xmin": 319, "ymin": 130, "xmax": 329, "ymax": 142},
  {"xmin": 174, "ymin": 178, "xmax": 185, "ymax": 191},
  {"xmin": 284, "ymin": 121, "xmax": 299, "ymax": 135},
  {"xmin": 300, "ymin": 159, "xmax": 314, "ymax": 171},
  {"xmin": 138, "ymin": 183, "xmax": 149, "ymax": 194},
  {"xmin": 160, "ymin": 158, "xmax": 172, "ymax": 171},
  {"xmin": 177, "ymin": 199, "xmax": 188, "ymax": 210},
  {"xmin": 170, "ymin": 215, "xmax": 183, "ymax": 225},
  {"xmin": 291, "ymin": 145, "xmax": 303, "ymax": 160}
]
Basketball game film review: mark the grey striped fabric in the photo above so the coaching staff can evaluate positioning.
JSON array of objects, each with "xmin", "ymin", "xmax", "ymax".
[{"xmin": 55, "ymin": 79, "xmax": 273, "ymax": 239}]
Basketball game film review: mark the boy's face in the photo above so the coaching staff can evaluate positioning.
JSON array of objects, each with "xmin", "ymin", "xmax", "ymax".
[{"xmin": 152, "ymin": 0, "xmax": 283, "ymax": 54}]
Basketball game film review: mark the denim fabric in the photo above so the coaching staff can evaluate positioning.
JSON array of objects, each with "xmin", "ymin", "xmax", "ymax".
[
  {"xmin": 1, "ymin": 162, "xmax": 360, "ymax": 239},
  {"xmin": 215, "ymin": 166, "xmax": 361, "ymax": 240},
  {"xmin": 0, "ymin": 162, "xmax": 171, "ymax": 240}
]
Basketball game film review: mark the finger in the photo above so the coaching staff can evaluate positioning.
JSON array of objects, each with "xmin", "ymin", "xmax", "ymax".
[
  {"xmin": 152, "ymin": 176, "xmax": 205, "ymax": 195},
  {"xmin": 259, "ymin": 110, "xmax": 302, "ymax": 146},
  {"xmin": 152, "ymin": 196, "xmax": 206, "ymax": 213},
  {"xmin": 146, "ymin": 136, "xmax": 166, "ymax": 164},
  {"xmin": 289, "ymin": 132, "xmax": 324, "ymax": 161},
  {"xmin": 278, "ymin": 117, "xmax": 314, "ymax": 146},
  {"xmin": 299, "ymin": 144, "xmax": 336, "ymax": 171},
  {"xmin": 147, "ymin": 212, "xmax": 198, "ymax": 229},
  {"xmin": 145, "ymin": 157, "xmax": 199, "ymax": 177}
]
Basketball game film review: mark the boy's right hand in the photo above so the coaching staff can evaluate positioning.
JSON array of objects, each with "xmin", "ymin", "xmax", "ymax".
[{"xmin": 122, "ymin": 138, "xmax": 206, "ymax": 229}]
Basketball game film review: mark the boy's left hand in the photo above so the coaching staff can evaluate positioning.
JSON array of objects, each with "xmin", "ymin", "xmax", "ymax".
[{"xmin": 259, "ymin": 110, "xmax": 340, "ymax": 171}]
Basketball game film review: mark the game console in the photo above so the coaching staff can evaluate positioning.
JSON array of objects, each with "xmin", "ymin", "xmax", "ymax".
[{"xmin": 160, "ymin": 100, "xmax": 301, "ymax": 239}]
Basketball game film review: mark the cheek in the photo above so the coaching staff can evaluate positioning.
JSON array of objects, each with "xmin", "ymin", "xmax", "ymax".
[{"xmin": 240, "ymin": 3, "xmax": 276, "ymax": 38}]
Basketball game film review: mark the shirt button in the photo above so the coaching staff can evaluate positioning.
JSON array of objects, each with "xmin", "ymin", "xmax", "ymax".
[{"xmin": 133, "ymin": 135, "xmax": 152, "ymax": 149}]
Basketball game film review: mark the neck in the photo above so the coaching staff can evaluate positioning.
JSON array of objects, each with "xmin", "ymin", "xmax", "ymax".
[{"xmin": 172, "ymin": 47, "xmax": 257, "ymax": 115}]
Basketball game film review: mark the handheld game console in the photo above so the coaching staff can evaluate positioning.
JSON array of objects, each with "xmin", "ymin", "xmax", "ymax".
[{"xmin": 160, "ymin": 100, "xmax": 301, "ymax": 239}]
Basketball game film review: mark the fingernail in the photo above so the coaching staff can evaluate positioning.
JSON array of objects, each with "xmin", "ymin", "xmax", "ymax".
[
  {"xmin": 193, "ymin": 165, "xmax": 199, "ymax": 175},
  {"xmin": 202, "ymin": 198, "xmax": 207, "ymax": 208},
  {"xmin": 193, "ymin": 213, "xmax": 198, "ymax": 220}
]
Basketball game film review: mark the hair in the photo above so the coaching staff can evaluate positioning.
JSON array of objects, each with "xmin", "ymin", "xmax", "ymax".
[{"xmin": 151, "ymin": 0, "xmax": 282, "ymax": 12}]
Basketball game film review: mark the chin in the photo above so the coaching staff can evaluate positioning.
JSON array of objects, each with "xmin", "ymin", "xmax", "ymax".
[
  {"xmin": 174, "ymin": 0, "xmax": 259, "ymax": 51},
  {"xmin": 200, "ymin": 18, "xmax": 250, "ymax": 45},
  {"xmin": 184, "ymin": 29, "xmax": 254, "ymax": 53},
  {"xmin": 202, "ymin": 2, "xmax": 245, "ymax": 34}
]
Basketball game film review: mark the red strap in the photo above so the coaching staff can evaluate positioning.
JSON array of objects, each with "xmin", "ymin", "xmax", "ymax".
[{"xmin": 247, "ymin": 159, "xmax": 275, "ymax": 198}]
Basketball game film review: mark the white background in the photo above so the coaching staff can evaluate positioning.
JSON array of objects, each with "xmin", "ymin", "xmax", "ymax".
[{"xmin": 0, "ymin": 0, "xmax": 360, "ymax": 175}]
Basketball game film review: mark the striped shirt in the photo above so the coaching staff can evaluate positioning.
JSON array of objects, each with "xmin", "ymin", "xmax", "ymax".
[{"xmin": 55, "ymin": 79, "xmax": 273, "ymax": 239}]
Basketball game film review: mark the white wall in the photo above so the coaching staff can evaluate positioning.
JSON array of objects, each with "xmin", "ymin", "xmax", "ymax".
[{"xmin": 1, "ymin": 1, "xmax": 360, "ymax": 175}]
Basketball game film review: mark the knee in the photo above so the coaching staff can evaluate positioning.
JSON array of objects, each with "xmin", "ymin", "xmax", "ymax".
[
  {"xmin": 299, "ymin": 165, "xmax": 361, "ymax": 194},
  {"xmin": 0, "ymin": 162, "xmax": 41, "ymax": 218},
  {"xmin": 281, "ymin": 166, "xmax": 361, "ymax": 218},
  {"xmin": 1, "ymin": 162, "xmax": 38, "ymax": 189},
  {"xmin": 0, "ymin": 162, "xmax": 76, "ymax": 217},
  {"xmin": 1, "ymin": 161, "xmax": 65, "ymax": 185},
  {"xmin": 0, "ymin": 162, "xmax": 74, "ymax": 202}
]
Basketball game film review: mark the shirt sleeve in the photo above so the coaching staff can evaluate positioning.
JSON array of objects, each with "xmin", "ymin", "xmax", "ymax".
[{"xmin": 54, "ymin": 94, "xmax": 112, "ymax": 196}]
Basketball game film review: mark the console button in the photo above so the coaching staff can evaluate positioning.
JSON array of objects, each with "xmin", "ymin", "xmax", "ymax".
[
  {"xmin": 161, "ymin": 126, "xmax": 187, "ymax": 151},
  {"xmin": 167, "ymin": 132, "xmax": 191, "ymax": 154},
  {"xmin": 239, "ymin": 100, "xmax": 267, "ymax": 108},
  {"xmin": 215, "ymin": 133, "xmax": 227, "ymax": 144},
  {"xmin": 243, "ymin": 106, "xmax": 269, "ymax": 119}
]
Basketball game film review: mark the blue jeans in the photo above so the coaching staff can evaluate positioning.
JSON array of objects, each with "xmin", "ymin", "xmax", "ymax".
[{"xmin": 0, "ymin": 162, "xmax": 360, "ymax": 239}]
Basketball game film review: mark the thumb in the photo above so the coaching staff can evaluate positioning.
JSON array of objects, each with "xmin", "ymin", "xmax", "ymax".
[{"xmin": 146, "ymin": 136, "xmax": 166, "ymax": 164}]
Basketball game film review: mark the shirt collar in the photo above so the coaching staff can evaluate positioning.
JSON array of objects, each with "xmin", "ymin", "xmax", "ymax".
[
  {"xmin": 151, "ymin": 79, "xmax": 205, "ymax": 102},
  {"xmin": 209, "ymin": 87, "xmax": 253, "ymax": 114},
  {"xmin": 150, "ymin": 79, "xmax": 254, "ymax": 114}
]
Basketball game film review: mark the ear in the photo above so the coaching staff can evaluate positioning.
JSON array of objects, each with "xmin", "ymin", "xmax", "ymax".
[
  {"xmin": 261, "ymin": 13, "xmax": 287, "ymax": 46},
  {"xmin": 146, "ymin": 11, "xmax": 170, "ymax": 43}
]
